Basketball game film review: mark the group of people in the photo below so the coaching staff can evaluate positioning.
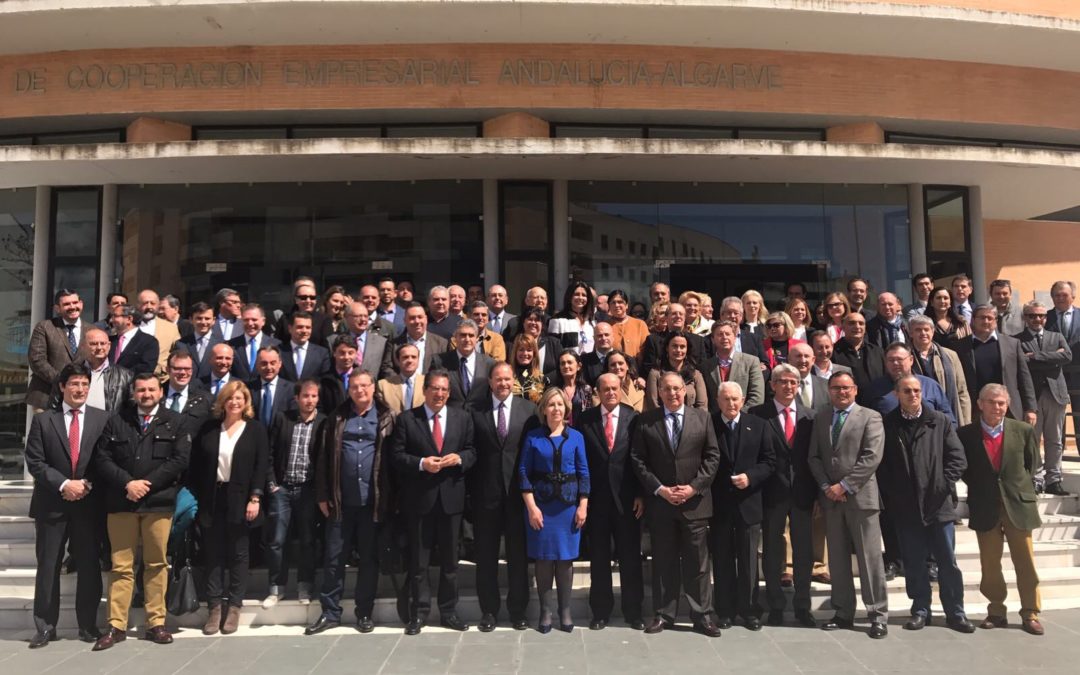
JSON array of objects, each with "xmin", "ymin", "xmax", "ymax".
[{"xmin": 23, "ymin": 271, "xmax": 1077, "ymax": 650}]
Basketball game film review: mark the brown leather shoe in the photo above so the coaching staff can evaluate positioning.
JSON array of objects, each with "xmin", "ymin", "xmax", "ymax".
[
  {"xmin": 644, "ymin": 616, "xmax": 669, "ymax": 634},
  {"xmin": 144, "ymin": 626, "xmax": 173, "ymax": 644},
  {"xmin": 221, "ymin": 606, "xmax": 241, "ymax": 634},
  {"xmin": 1022, "ymin": 618, "xmax": 1045, "ymax": 636},
  {"xmin": 979, "ymin": 616, "xmax": 1008, "ymax": 629},
  {"xmin": 812, "ymin": 571, "xmax": 832, "ymax": 584},
  {"xmin": 91, "ymin": 627, "xmax": 126, "ymax": 652},
  {"xmin": 203, "ymin": 605, "xmax": 222, "ymax": 635}
]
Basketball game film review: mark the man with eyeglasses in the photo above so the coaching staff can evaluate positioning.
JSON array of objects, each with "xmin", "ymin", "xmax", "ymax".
[
  {"xmin": 1016, "ymin": 301, "xmax": 1072, "ymax": 496},
  {"xmin": 162, "ymin": 350, "xmax": 212, "ymax": 438},
  {"xmin": 989, "ymin": 279, "xmax": 1024, "ymax": 336}
]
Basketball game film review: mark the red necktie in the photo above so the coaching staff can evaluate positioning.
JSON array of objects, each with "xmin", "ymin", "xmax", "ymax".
[
  {"xmin": 69, "ymin": 409, "xmax": 80, "ymax": 474},
  {"xmin": 113, "ymin": 334, "xmax": 125, "ymax": 363},
  {"xmin": 432, "ymin": 412, "xmax": 444, "ymax": 454},
  {"xmin": 784, "ymin": 407, "xmax": 796, "ymax": 446},
  {"xmin": 604, "ymin": 411, "xmax": 615, "ymax": 453}
]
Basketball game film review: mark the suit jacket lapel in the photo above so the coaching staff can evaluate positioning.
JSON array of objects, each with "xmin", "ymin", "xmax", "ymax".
[
  {"xmin": 49, "ymin": 411, "xmax": 72, "ymax": 461},
  {"xmin": 77, "ymin": 410, "xmax": 105, "ymax": 474},
  {"xmin": 835, "ymin": 406, "xmax": 858, "ymax": 451}
]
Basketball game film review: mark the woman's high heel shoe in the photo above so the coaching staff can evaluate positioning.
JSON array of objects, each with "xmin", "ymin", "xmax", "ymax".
[
  {"xmin": 537, "ymin": 622, "xmax": 553, "ymax": 634},
  {"xmin": 558, "ymin": 623, "xmax": 574, "ymax": 633}
]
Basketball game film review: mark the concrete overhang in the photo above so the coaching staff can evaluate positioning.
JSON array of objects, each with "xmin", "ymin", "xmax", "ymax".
[
  {"xmin": 0, "ymin": 1, "xmax": 1078, "ymax": 71},
  {"xmin": 1, "ymin": 137, "xmax": 1077, "ymax": 220}
]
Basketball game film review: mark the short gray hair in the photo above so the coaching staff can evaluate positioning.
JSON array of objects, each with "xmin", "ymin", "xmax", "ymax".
[
  {"xmin": 718, "ymin": 381, "xmax": 744, "ymax": 398},
  {"xmin": 771, "ymin": 363, "xmax": 800, "ymax": 381},
  {"xmin": 908, "ymin": 314, "xmax": 934, "ymax": 330},
  {"xmin": 1023, "ymin": 300, "xmax": 1046, "ymax": 314},
  {"xmin": 978, "ymin": 383, "xmax": 1010, "ymax": 402},
  {"xmin": 456, "ymin": 319, "xmax": 480, "ymax": 334}
]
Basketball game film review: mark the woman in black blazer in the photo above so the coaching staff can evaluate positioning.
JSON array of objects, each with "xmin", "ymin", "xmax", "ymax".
[{"xmin": 188, "ymin": 380, "xmax": 268, "ymax": 636}]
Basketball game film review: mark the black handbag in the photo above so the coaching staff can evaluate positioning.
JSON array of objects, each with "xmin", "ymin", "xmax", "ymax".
[{"xmin": 166, "ymin": 558, "xmax": 201, "ymax": 616}]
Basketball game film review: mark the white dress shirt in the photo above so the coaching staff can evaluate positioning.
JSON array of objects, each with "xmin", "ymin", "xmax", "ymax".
[
  {"xmin": 291, "ymin": 341, "xmax": 309, "ymax": 373},
  {"xmin": 420, "ymin": 404, "xmax": 448, "ymax": 470},
  {"xmin": 408, "ymin": 333, "xmax": 428, "ymax": 371},
  {"xmin": 62, "ymin": 318, "xmax": 83, "ymax": 349},
  {"xmin": 217, "ymin": 421, "xmax": 247, "ymax": 482},
  {"xmin": 166, "ymin": 385, "xmax": 189, "ymax": 413},
  {"xmin": 602, "ymin": 404, "xmax": 620, "ymax": 439},
  {"xmin": 139, "ymin": 317, "xmax": 157, "ymax": 337},
  {"xmin": 492, "ymin": 393, "xmax": 514, "ymax": 428},
  {"xmin": 60, "ymin": 402, "xmax": 89, "ymax": 493}
]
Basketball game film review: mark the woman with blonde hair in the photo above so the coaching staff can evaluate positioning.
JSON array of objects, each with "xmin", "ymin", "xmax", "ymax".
[
  {"xmin": 519, "ymin": 387, "xmax": 590, "ymax": 633},
  {"xmin": 741, "ymin": 290, "xmax": 767, "ymax": 336},
  {"xmin": 188, "ymin": 380, "xmax": 269, "ymax": 636},
  {"xmin": 784, "ymin": 297, "xmax": 812, "ymax": 341},
  {"xmin": 680, "ymin": 291, "xmax": 713, "ymax": 337},
  {"xmin": 510, "ymin": 334, "xmax": 549, "ymax": 404},
  {"xmin": 647, "ymin": 302, "xmax": 670, "ymax": 334},
  {"xmin": 761, "ymin": 311, "xmax": 806, "ymax": 369}
]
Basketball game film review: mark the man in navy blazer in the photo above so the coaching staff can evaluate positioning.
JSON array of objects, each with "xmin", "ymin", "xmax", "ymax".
[
  {"xmin": 389, "ymin": 369, "xmax": 477, "ymax": 635},
  {"xmin": 250, "ymin": 345, "xmax": 296, "ymax": 429},
  {"xmin": 227, "ymin": 303, "xmax": 280, "ymax": 383},
  {"xmin": 175, "ymin": 302, "xmax": 220, "ymax": 381},
  {"xmin": 279, "ymin": 311, "xmax": 331, "ymax": 382},
  {"xmin": 579, "ymin": 373, "xmax": 646, "ymax": 630},
  {"xmin": 108, "ymin": 304, "xmax": 159, "ymax": 375},
  {"xmin": 24, "ymin": 364, "xmax": 110, "ymax": 648},
  {"xmin": 432, "ymin": 319, "xmax": 495, "ymax": 410},
  {"xmin": 376, "ymin": 276, "xmax": 407, "ymax": 337}
]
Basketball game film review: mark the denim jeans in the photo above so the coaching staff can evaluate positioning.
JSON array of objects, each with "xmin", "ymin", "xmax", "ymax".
[
  {"xmin": 895, "ymin": 519, "xmax": 966, "ymax": 620},
  {"xmin": 266, "ymin": 483, "xmax": 316, "ymax": 588}
]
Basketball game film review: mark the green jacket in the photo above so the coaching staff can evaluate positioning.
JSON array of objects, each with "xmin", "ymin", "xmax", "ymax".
[{"xmin": 959, "ymin": 418, "xmax": 1042, "ymax": 533}]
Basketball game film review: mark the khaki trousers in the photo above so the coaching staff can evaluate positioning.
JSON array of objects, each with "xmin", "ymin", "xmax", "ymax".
[
  {"xmin": 975, "ymin": 507, "xmax": 1041, "ymax": 621},
  {"xmin": 106, "ymin": 512, "xmax": 173, "ymax": 630}
]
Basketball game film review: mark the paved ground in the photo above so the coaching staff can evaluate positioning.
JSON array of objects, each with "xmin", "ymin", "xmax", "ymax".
[{"xmin": 1, "ymin": 610, "xmax": 1079, "ymax": 674}]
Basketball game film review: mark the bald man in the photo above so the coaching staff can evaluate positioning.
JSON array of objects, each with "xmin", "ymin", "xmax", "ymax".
[
  {"xmin": 866, "ymin": 293, "xmax": 910, "ymax": 349},
  {"xmin": 137, "ymin": 289, "xmax": 182, "ymax": 381}
]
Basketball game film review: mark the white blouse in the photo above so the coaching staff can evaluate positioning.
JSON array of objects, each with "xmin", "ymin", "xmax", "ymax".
[{"xmin": 216, "ymin": 421, "xmax": 247, "ymax": 483}]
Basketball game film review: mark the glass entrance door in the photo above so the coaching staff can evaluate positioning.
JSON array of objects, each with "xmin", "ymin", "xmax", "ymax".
[{"xmin": 499, "ymin": 182, "xmax": 554, "ymax": 307}]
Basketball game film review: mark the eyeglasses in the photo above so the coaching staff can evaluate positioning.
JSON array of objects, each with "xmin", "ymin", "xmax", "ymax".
[
  {"xmin": 826, "ymin": 302, "xmax": 844, "ymax": 308},
  {"xmin": 829, "ymin": 385, "xmax": 856, "ymax": 392},
  {"xmin": 1025, "ymin": 314, "xmax": 1048, "ymax": 319},
  {"xmin": 169, "ymin": 367, "xmax": 193, "ymax": 373},
  {"xmin": 295, "ymin": 295, "xmax": 317, "ymax": 301},
  {"xmin": 766, "ymin": 322, "xmax": 784, "ymax": 329}
]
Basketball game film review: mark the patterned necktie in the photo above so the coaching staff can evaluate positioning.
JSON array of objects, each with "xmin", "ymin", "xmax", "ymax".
[
  {"xmin": 831, "ymin": 409, "xmax": 849, "ymax": 446},
  {"xmin": 65, "ymin": 324, "xmax": 78, "ymax": 356},
  {"xmin": 248, "ymin": 337, "xmax": 257, "ymax": 371},
  {"xmin": 141, "ymin": 414, "xmax": 152, "ymax": 433},
  {"xmin": 784, "ymin": 407, "xmax": 796, "ymax": 446},
  {"xmin": 497, "ymin": 402, "xmax": 508, "ymax": 442},
  {"xmin": 262, "ymin": 382, "xmax": 273, "ymax": 426},
  {"xmin": 68, "ymin": 409, "xmax": 80, "ymax": 474},
  {"xmin": 460, "ymin": 357, "xmax": 471, "ymax": 394},
  {"xmin": 604, "ymin": 411, "xmax": 615, "ymax": 452},
  {"xmin": 432, "ymin": 412, "xmax": 444, "ymax": 454},
  {"xmin": 669, "ymin": 412, "xmax": 682, "ymax": 448},
  {"xmin": 170, "ymin": 392, "xmax": 181, "ymax": 412},
  {"xmin": 491, "ymin": 314, "xmax": 501, "ymax": 333},
  {"xmin": 718, "ymin": 358, "xmax": 732, "ymax": 382}
]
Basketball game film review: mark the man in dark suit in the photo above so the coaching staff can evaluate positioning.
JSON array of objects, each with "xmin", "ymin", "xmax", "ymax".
[
  {"xmin": 951, "ymin": 304, "xmax": 1037, "ymax": 426},
  {"xmin": 24, "ymin": 364, "xmax": 109, "ymax": 648},
  {"xmin": 639, "ymin": 303, "xmax": 707, "ymax": 374},
  {"xmin": 959, "ymin": 383, "xmax": 1044, "ymax": 635},
  {"xmin": 1016, "ymin": 301, "xmax": 1073, "ymax": 495},
  {"xmin": 808, "ymin": 372, "xmax": 889, "ymax": 639},
  {"xmin": 176, "ymin": 301, "xmax": 219, "ymax": 381},
  {"xmin": 210, "ymin": 287, "xmax": 243, "ymax": 343},
  {"xmin": 392, "ymin": 302, "xmax": 450, "ymax": 375},
  {"xmin": 580, "ymin": 373, "xmax": 645, "ymax": 630},
  {"xmin": 339, "ymin": 302, "xmax": 394, "ymax": 379},
  {"xmin": 866, "ymin": 293, "xmax": 910, "ymax": 349},
  {"xmin": 630, "ymin": 371, "xmax": 722, "ymax": 637},
  {"xmin": 251, "ymin": 345, "xmax": 296, "ymax": 429},
  {"xmin": 375, "ymin": 276, "xmax": 406, "ymax": 337},
  {"xmin": 426, "ymin": 286, "xmax": 462, "ymax": 341},
  {"xmin": 831, "ymin": 312, "xmax": 885, "ymax": 405},
  {"xmin": 320, "ymin": 335, "xmax": 359, "ymax": 414},
  {"xmin": 158, "ymin": 294, "xmax": 194, "ymax": 340},
  {"xmin": 469, "ymin": 362, "xmax": 539, "ymax": 632},
  {"xmin": 582, "ymin": 321, "xmax": 616, "ymax": 386},
  {"xmin": 486, "ymin": 284, "xmax": 515, "ymax": 337},
  {"xmin": 710, "ymin": 381, "xmax": 776, "ymax": 631},
  {"xmin": 199, "ymin": 343, "xmax": 237, "ymax": 397},
  {"xmin": 432, "ymin": 319, "xmax": 495, "ymax": 410},
  {"xmin": 227, "ymin": 303, "xmax": 280, "ymax": 384},
  {"xmin": 751, "ymin": 364, "xmax": 819, "ymax": 628},
  {"xmin": 162, "ymin": 350, "xmax": 213, "ymax": 438},
  {"xmin": 27, "ymin": 288, "xmax": 91, "ymax": 411},
  {"xmin": 1046, "ymin": 280, "xmax": 1080, "ymax": 448},
  {"xmin": 279, "ymin": 311, "xmax": 332, "ymax": 382},
  {"xmin": 717, "ymin": 296, "xmax": 767, "ymax": 361},
  {"xmin": 357, "ymin": 284, "xmax": 397, "ymax": 340},
  {"xmin": 108, "ymin": 304, "xmax": 159, "ymax": 376},
  {"xmin": 389, "ymin": 369, "xmax": 477, "ymax": 634},
  {"xmin": 878, "ymin": 375, "xmax": 972, "ymax": 634},
  {"xmin": 273, "ymin": 280, "xmax": 336, "ymax": 347},
  {"xmin": 91, "ymin": 373, "xmax": 191, "ymax": 650}
]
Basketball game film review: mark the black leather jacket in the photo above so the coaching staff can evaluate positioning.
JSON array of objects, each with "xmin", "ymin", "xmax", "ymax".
[{"xmin": 48, "ymin": 362, "xmax": 133, "ymax": 412}]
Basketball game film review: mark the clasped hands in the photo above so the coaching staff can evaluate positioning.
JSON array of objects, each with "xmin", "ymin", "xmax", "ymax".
[
  {"xmin": 124, "ymin": 479, "xmax": 152, "ymax": 502},
  {"xmin": 421, "ymin": 453, "xmax": 463, "ymax": 473},
  {"xmin": 824, "ymin": 483, "xmax": 848, "ymax": 502},
  {"xmin": 61, "ymin": 479, "xmax": 91, "ymax": 501},
  {"xmin": 658, "ymin": 484, "xmax": 696, "ymax": 505}
]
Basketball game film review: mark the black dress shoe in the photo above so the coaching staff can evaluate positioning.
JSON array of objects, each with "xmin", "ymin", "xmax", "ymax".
[
  {"xmin": 644, "ymin": 616, "xmax": 668, "ymax": 634},
  {"xmin": 305, "ymin": 616, "xmax": 341, "ymax": 636},
  {"xmin": 868, "ymin": 622, "xmax": 888, "ymax": 639},
  {"xmin": 1045, "ymin": 482, "xmax": 1072, "ymax": 496},
  {"xmin": 767, "ymin": 610, "xmax": 784, "ymax": 626},
  {"xmin": 927, "ymin": 562, "xmax": 939, "ymax": 582},
  {"xmin": 511, "ymin": 617, "xmax": 528, "ymax": 631},
  {"xmin": 404, "ymin": 620, "xmax": 423, "ymax": 636},
  {"xmin": 884, "ymin": 562, "xmax": 899, "ymax": 581},
  {"xmin": 627, "ymin": 619, "xmax": 646, "ymax": 631},
  {"xmin": 744, "ymin": 616, "xmax": 763, "ymax": 631},
  {"xmin": 589, "ymin": 619, "xmax": 607, "ymax": 630},
  {"xmin": 440, "ymin": 615, "xmax": 469, "ymax": 631},
  {"xmin": 695, "ymin": 619, "xmax": 722, "ymax": 638},
  {"xmin": 946, "ymin": 616, "xmax": 976, "ymax": 634},
  {"xmin": 356, "ymin": 616, "xmax": 375, "ymax": 634},
  {"xmin": 821, "ymin": 616, "xmax": 854, "ymax": 631},
  {"xmin": 91, "ymin": 627, "xmax": 126, "ymax": 652},
  {"xmin": 716, "ymin": 616, "xmax": 733, "ymax": 629},
  {"xmin": 28, "ymin": 630, "xmax": 56, "ymax": 649},
  {"xmin": 794, "ymin": 611, "xmax": 817, "ymax": 628},
  {"xmin": 903, "ymin": 614, "xmax": 929, "ymax": 630},
  {"xmin": 79, "ymin": 627, "xmax": 102, "ymax": 643},
  {"xmin": 478, "ymin": 614, "xmax": 496, "ymax": 633}
]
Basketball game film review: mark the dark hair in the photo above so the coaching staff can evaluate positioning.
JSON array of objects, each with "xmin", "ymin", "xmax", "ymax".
[
  {"xmin": 105, "ymin": 292, "xmax": 127, "ymax": 305},
  {"xmin": 847, "ymin": 277, "xmax": 870, "ymax": 292},
  {"xmin": 256, "ymin": 344, "xmax": 282, "ymax": 358},
  {"xmin": 161, "ymin": 294, "xmax": 181, "ymax": 311},
  {"xmin": 603, "ymin": 348, "xmax": 638, "ymax": 381},
  {"xmin": 828, "ymin": 371, "xmax": 856, "ymax": 386},
  {"xmin": 377, "ymin": 276, "xmax": 395, "ymax": 286},
  {"xmin": 189, "ymin": 300, "xmax": 212, "ymax": 316},
  {"xmin": 555, "ymin": 348, "xmax": 588, "ymax": 389},
  {"xmin": 290, "ymin": 310, "xmax": 313, "ymax": 324},
  {"xmin": 54, "ymin": 288, "xmax": 80, "ymax": 305},
  {"xmin": 331, "ymin": 334, "xmax": 357, "ymax": 352},
  {"xmin": 322, "ymin": 285, "xmax": 346, "ymax": 309},
  {"xmin": 395, "ymin": 342, "xmax": 420, "ymax": 360},
  {"xmin": 808, "ymin": 329, "xmax": 832, "ymax": 345},
  {"xmin": 989, "ymin": 278, "xmax": 1012, "ymax": 292},
  {"xmin": 912, "ymin": 273, "xmax": 932, "ymax": 287},
  {"xmin": 112, "ymin": 304, "xmax": 139, "ymax": 321},
  {"xmin": 132, "ymin": 372, "xmax": 159, "ymax": 386},
  {"xmin": 923, "ymin": 286, "xmax": 965, "ymax": 325},
  {"xmin": 785, "ymin": 281, "xmax": 807, "ymax": 295},
  {"xmin": 58, "ymin": 363, "xmax": 92, "ymax": 386},
  {"xmin": 951, "ymin": 273, "xmax": 973, "ymax": 287},
  {"xmin": 404, "ymin": 301, "xmax": 425, "ymax": 312},
  {"xmin": 607, "ymin": 289, "xmax": 630, "ymax": 305},
  {"xmin": 167, "ymin": 349, "xmax": 193, "ymax": 369},
  {"xmin": 660, "ymin": 331, "xmax": 698, "ymax": 380},
  {"xmin": 557, "ymin": 281, "xmax": 596, "ymax": 322},
  {"xmin": 214, "ymin": 288, "xmax": 239, "ymax": 308},
  {"xmin": 425, "ymin": 368, "xmax": 451, "ymax": 390},
  {"xmin": 294, "ymin": 378, "xmax": 321, "ymax": 396},
  {"xmin": 514, "ymin": 306, "xmax": 550, "ymax": 338}
]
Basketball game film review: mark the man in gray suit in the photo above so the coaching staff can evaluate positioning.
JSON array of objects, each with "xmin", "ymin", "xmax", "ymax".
[
  {"xmin": 1015, "ymin": 301, "xmax": 1073, "ymax": 495},
  {"xmin": 391, "ymin": 303, "xmax": 449, "ymax": 375},
  {"xmin": 702, "ymin": 321, "xmax": 765, "ymax": 412},
  {"xmin": 990, "ymin": 279, "xmax": 1025, "ymax": 337},
  {"xmin": 808, "ymin": 372, "xmax": 889, "ymax": 639},
  {"xmin": 951, "ymin": 305, "xmax": 1037, "ymax": 426},
  {"xmin": 342, "ymin": 302, "xmax": 394, "ymax": 380},
  {"xmin": 788, "ymin": 342, "xmax": 830, "ymax": 413},
  {"xmin": 631, "ymin": 372, "xmax": 723, "ymax": 637},
  {"xmin": 1046, "ymin": 280, "xmax": 1080, "ymax": 452},
  {"xmin": 27, "ymin": 289, "xmax": 91, "ymax": 411}
]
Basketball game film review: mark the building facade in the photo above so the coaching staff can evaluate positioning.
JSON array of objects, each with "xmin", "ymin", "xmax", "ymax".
[{"xmin": 0, "ymin": 0, "xmax": 1078, "ymax": 468}]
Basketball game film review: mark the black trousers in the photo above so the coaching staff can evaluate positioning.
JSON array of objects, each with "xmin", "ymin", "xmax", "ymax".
[
  {"xmin": 759, "ymin": 498, "xmax": 813, "ymax": 613},
  {"xmin": 586, "ymin": 499, "xmax": 644, "ymax": 622},
  {"xmin": 203, "ymin": 487, "xmax": 250, "ymax": 609},
  {"xmin": 33, "ymin": 509, "xmax": 101, "ymax": 633},
  {"xmin": 881, "ymin": 508, "xmax": 902, "ymax": 567},
  {"xmin": 407, "ymin": 501, "xmax": 462, "ymax": 621},
  {"xmin": 711, "ymin": 507, "xmax": 761, "ymax": 620},
  {"xmin": 473, "ymin": 498, "xmax": 530, "ymax": 620},
  {"xmin": 319, "ymin": 504, "xmax": 379, "ymax": 621},
  {"xmin": 648, "ymin": 507, "xmax": 712, "ymax": 622}
]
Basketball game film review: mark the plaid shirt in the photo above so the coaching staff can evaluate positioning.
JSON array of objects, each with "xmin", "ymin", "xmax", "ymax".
[{"xmin": 284, "ymin": 416, "xmax": 316, "ymax": 484}]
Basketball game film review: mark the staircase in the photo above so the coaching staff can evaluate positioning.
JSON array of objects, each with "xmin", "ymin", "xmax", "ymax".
[{"xmin": 2, "ymin": 475, "xmax": 1079, "ymax": 631}]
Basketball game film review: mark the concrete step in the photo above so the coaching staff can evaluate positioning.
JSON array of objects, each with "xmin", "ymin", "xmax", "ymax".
[
  {"xmin": 0, "ymin": 482, "xmax": 31, "ymax": 517},
  {"xmin": 0, "ymin": 515, "xmax": 34, "ymax": 539}
]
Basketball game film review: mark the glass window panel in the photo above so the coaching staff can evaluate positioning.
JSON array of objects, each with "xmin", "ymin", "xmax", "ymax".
[
  {"xmin": 384, "ymin": 125, "xmax": 478, "ymax": 138},
  {"xmin": 53, "ymin": 190, "xmax": 99, "ymax": 257},
  {"xmin": 36, "ymin": 130, "xmax": 123, "ymax": 145},
  {"xmin": 0, "ymin": 137, "xmax": 33, "ymax": 146},
  {"xmin": 0, "ymin": 188, "xmax": 34, "ymax": 478},
  {"xmin": 554, "ymin": 125, "xmax": 644, "ymax": 138},
  {"xmin": 503, "ymin": 260, "xmax": 550, "ymax": 307},
  {"xmin": 926, "ymin": 189, "xmax": 968, "ymax": 252},
  {"xmin": 738, "ymin": 129, "xmax": 825, "ymax": 141},
  {"xmin": 502, "ymin": 184, "xmax": 550, "ymax": 251},
  {"xmin": 291, "ymin": 127, "xmax": 382, "ymax": 139},
  {"xmin": 195, "ymin": 128, "xmax": 288, "ymax": 140},
  {"xmin": 648, "ymin": 127, "xmax": 735, "ymax": 139}
]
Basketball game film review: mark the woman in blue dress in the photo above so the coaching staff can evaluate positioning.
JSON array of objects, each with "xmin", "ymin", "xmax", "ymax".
[{"xmin": 519, "ymin": 387, "xmax": 590, "ymax": 633}]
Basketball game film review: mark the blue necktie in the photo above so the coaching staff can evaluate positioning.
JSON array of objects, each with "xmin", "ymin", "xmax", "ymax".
[
  {"xmin": 262, "ymin": 382, "xmax": 273, "ymax": 426},
  {"xmin": 294, "ymin": 347, "xmax": 305, "ymax": 378},
  {"xmin": 248, "ymin": 337, "xmax": 257, "ymax": 371},
  {"xmin": 491, "ymin": 314, "xmax": 501, "ymax": 333},
  {"xmin": 65, "ymin": 325, "xmax": 78, "ymax": 356},
  {"xmin": 404, "ymin": 377, "xmax": 414, "ymax": 409},
  {"xmin": 460, "ymin": 357, "xmax": 471, "ymax": 394}
]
